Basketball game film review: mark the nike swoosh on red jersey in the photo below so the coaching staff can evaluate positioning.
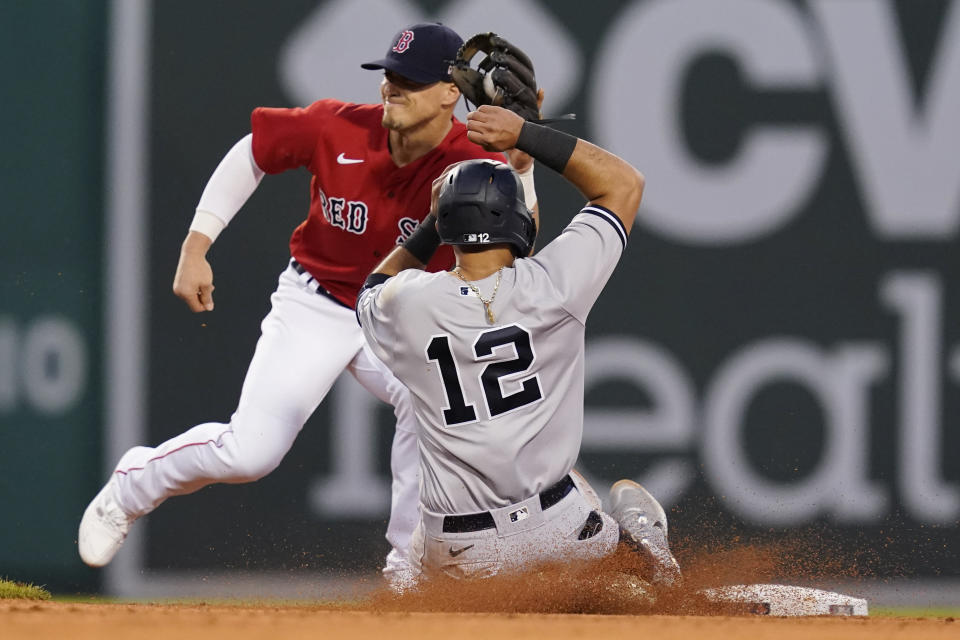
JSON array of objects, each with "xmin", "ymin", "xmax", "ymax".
[{"xmin": 337, "ymin": 152, "xmax": 364, "ymax": 165}]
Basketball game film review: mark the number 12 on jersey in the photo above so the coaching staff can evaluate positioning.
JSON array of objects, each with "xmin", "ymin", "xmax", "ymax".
[{"xmin": 425, "ymin": 324, "xmax": 543, "ymax": 426}]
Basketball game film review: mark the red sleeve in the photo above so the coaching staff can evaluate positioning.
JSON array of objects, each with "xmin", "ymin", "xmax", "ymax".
[{"xmin": 250, "ymin": 99, "xmax": 338, "ymax": 174}]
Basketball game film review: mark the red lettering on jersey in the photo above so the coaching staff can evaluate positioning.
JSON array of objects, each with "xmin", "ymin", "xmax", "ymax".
[{"xmin": 393, "ymin": 30, "xmax": 415, "ymax": 53}]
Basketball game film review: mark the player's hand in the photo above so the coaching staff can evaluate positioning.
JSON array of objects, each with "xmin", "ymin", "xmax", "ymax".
[
  {"xmin": 172, "ymin": 232, "xmax": 215, "ymax": 312},
  {"xmin": 466, "ymin": 105, "xmax": 525, "ymax": 152},
  {"xmin": 503, "ymin": 88, "xmax": 544, "ymax": 173}
]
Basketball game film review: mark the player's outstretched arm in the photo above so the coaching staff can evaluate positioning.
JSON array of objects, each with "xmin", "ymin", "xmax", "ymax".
[
  {"xmin": 500, "ymin": 87, "xmax": 544, "ymax": 176},
  {"xmin": 369, "ymin": 245, "xmax": 428, "ymax": 280},
  {"xmin": 560, "ymin": 139, "xmax": 644, "ymax": 234},
  {"xmin": 172, "ymin": 134, "xmax": 266, "ymax": 313},
  {"xmin": 503, "ymin": 88, "xmax": 544, "ymax": 235},
  {"xmin": 466, "ymin": 105, "xmax": 643, "ymax": 235}
]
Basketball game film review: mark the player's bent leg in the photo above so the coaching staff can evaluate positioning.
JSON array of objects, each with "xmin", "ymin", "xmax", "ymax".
[
  {"xmin": 498, "ymin": 476, "xmax": 620, "ymax": 575},
  {"xmin": 416, "ymin": 504, "xmax": 502, "ymax": 580},
  {"xmin": 381, "ymin": 427, "xmax": 421, "ymax": 592},
  {"xmin": 79, "ymin": 266, "xmax": 365, "ymax": 567},
  {"xmin": 117, "ymin": 269, "xmax": 363, "ymax": 514},
  {"xmin": 415, "ymin": 474, "xmax": 621, "ymax": 580},
  {"xmin": 80, "ymin": 415, "xmax": 303, "ymax": 568},
  {"xmin": 348, "ymin": 344, "xmax": 421, "ymax": 589},
  {"xmin": 609, "ymin": 479, "xmax": 682, "ymax": 586}
]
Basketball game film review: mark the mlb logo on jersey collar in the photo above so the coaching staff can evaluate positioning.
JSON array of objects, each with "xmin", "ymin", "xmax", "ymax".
[{"xmin": 460, "ymin": 286, "xmax": 470, "ymax": 296}]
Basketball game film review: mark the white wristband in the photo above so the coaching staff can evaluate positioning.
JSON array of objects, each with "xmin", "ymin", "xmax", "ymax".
[
  {"xmin": 517, "ymin": 164, "xmax": 537, "ymax": 209},
  {"xmin": 189, "ymin": 209, "xmax": 227, "ymax": 242}
]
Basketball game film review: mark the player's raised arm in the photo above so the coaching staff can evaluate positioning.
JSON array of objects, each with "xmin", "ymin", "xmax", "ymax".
[
  {"xmin": 466, "ymin": 106, "xmax": 643, "ymax": 235},
  {"xmin": 502, "ymin": 88, "xmax": 545, "ymax": 236},
  {"xmin": 172, "ymin": 134, "xmax": 266, "ymax": 312}
]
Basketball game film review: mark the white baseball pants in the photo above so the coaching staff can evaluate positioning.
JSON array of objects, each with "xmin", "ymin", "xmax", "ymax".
[
  {"xmin": 110, "ymin": 263, "xmax": 420, "ymax": 576},
  {"xmin": 410, "ymin": 477, "xmax": 620, "ymax": 580}
]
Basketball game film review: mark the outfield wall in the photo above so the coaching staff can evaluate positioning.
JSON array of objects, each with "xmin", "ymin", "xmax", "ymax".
[{"xmin": 0, "ymin": 1, "xmax": 106, "ymax": 592}]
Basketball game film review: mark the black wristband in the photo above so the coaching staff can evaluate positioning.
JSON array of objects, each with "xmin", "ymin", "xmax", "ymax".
[
  {"xmin": 362, "ymin": 272, "xmax": 391, "ymax": 291},
  {"xmin": 402, "ymin": 214, "xmax": 441, "ymax": 264},
  {"xmin": 514, "ymin": 122, "xmax": 578, "ymax": 175}
]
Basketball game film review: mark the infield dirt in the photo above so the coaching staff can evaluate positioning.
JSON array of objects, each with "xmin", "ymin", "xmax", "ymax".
[
  {"xmin": 4, "ymin": 536, "xmax": 940, "ymax": 639},
  {"xmin": 2, "ymin": 600, "xmax": 956, "ymax": 640}
]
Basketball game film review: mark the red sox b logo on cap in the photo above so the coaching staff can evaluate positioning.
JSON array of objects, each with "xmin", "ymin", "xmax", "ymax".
[{"xmin": 392, "ymin": 30, "xmax": 415, "ymax": 53}]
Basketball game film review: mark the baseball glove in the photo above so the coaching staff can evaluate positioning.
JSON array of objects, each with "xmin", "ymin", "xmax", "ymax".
[{"xmin": 451, "ymin": 32, "xmax": 541, "ymax": 121}]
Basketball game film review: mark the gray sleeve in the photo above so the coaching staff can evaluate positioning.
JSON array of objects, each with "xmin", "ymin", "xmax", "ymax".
[
  {"xmin": 528, "ymin": 204, "xmax": 628, "ymax": 323},
  {"xmin": 357, "ymin": 270, "xmax": 425, "ymax": 365},
  {"xmin": 356, "ymin": 281, "xmax": 398, "ymax": 366}
]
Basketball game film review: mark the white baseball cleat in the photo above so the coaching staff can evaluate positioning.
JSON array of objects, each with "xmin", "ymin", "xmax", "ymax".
[
  {"xmin": 78, "ymin": 474, "xmax": 135, "ymax": 567},
  {"xmin": 608, "ymin": 479, "xmax": 682, "ymax": 586}
]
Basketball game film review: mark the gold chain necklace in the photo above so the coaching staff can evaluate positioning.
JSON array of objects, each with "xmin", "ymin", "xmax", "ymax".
[{"xmin": 454, "ymin": 267, "xmax": 503, "ymax": 324}]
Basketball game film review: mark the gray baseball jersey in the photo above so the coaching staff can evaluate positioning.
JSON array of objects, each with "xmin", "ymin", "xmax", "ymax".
[{"xmin": 358, "ymin": 205, "xmax": 629, "ymax": 515}]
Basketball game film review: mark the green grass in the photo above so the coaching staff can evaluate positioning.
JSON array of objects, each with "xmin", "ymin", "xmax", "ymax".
[{"xmin": 0, "ymin": 577, "xmax": 52, "ymax": 600}]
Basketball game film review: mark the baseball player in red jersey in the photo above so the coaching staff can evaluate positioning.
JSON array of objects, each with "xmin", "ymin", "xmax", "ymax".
[{"xmin": 78, "ymin": 22, "xmax": 538, "ymax": 590}]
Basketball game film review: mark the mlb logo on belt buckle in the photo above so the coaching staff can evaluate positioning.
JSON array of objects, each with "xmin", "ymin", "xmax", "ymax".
[{"xmin": 509, "ymin": 506, "xmax": 530, "ymax": 522}]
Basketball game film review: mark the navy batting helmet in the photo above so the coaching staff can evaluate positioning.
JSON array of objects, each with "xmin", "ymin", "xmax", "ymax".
[{"xmin": 436, "ymin": 160, "xmax": 536, "ymax": 257}]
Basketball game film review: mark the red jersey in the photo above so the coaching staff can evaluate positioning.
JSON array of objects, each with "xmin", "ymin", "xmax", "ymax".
[{"xmin": 250, "ymin": 99, "xmax": 503, "ymax": 308}]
